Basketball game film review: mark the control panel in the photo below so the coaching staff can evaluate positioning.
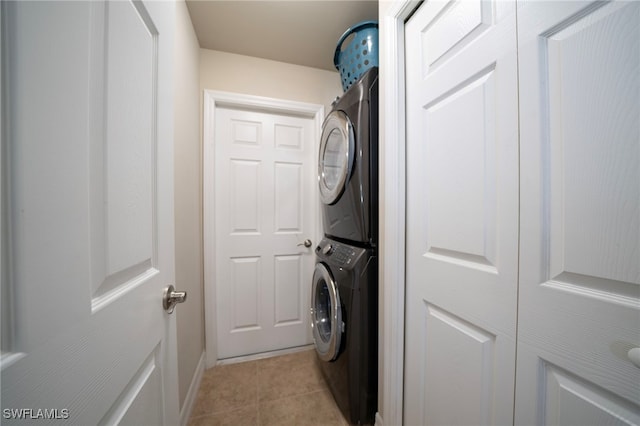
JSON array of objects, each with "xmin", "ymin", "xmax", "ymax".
[
  {"xmin": 331, "ymin": 244, "xmax": 357, "ymax": 266},
  {"xmin": 316, "ymin": 238, "xmax": 365, "ymax": 268}
]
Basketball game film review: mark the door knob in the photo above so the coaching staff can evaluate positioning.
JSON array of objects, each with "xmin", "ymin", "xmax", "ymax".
[
  {"xmin": 163, "ymin": 285, "xmax": 187, "ymax": 314},
  {"xmin": 628, "ymin": 348, "xmax": 640, "ymax": 369},
  {"xmin": 297, "ymin": 239, "xmax": 312, "ymax": 248}
]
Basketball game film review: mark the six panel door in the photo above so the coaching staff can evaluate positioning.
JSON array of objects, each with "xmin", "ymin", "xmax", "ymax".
[{"xmin": 214, "ymin": 106, "xmax": 316, "ymax": 359}]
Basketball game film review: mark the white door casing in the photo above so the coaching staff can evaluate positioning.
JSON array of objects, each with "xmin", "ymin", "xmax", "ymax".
[
  {"xmin": 404, "ymin": 1, "xmax": 519, "ymax": 425},
  {"xmin": 377, "ymin": 3, "xmax": 418, "ymax": 424},
  {"xmin": 1, "ymin": 1, "xmax": 179, "ymax": 424},
  {"xmin": 515, "ymin": 1, "xmax": 640, "ymax": 423},
  {"xmin": 203, "ymin": 92, "xmax": 323, "ymax": 364}
]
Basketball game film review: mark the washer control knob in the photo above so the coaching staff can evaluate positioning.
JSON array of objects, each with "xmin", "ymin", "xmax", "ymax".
[{"xmin": 322, "ymin": 244, "xmax": 333, "ymax": 255}]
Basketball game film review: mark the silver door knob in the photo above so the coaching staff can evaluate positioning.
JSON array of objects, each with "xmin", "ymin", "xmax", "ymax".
[
  {"xmin": 163, "ymin": 285, "xmax": 187, "ymax": 314},
  {"xmin": 628, "ymin": 348, "xmax": 640, "ymax": 369},
  {"xmin": 297, "ymin": 239, "xmax": 312, "ymax": 248}
]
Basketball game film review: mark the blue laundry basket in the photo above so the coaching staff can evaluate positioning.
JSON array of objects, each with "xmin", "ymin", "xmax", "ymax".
[{"xmin": 334, "ymin": 20, "xmax": 379, "ymax": 92}]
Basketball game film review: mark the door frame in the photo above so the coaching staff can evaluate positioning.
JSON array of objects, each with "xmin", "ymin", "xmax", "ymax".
[
  {"xmin": 378, "ymin": 2, "xmax": 419, "ymax": 425},
  {"xmin": 202, "ymin": 90, "xmax": 324, "ymax": 368}
]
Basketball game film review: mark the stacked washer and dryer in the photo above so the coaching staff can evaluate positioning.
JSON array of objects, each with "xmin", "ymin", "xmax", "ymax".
[{"xmin": 311, "ymin": 48, "xmax": 378, "ymax": 424}]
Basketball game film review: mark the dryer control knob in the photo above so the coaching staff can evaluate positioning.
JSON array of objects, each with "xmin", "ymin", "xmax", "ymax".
[{"xmin": 322, "ymin": 244, "xmax": 333, "ymax": 255}]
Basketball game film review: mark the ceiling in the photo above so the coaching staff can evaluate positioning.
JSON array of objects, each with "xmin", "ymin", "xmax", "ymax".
[{"xmin": 186, "ymin": 1, "xmax": 379, "ymax": 72}]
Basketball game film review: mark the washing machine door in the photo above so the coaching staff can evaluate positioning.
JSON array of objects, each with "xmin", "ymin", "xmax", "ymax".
[
  {"xmin": 318, "ymin": 110, "xmax": 355, "ymax": 205},
  {"xmin": 311, "ymin": 263, "xmax": 343, "ymax": 361}
]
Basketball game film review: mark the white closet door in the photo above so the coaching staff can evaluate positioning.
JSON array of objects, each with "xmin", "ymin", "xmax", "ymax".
[
  {"xmin": 516, "ymin": 1, "xmax": 640, "ymax": 424},
  {"xmin": 404, "ymin": 1, "xmax": 519, "ymax": 424}
]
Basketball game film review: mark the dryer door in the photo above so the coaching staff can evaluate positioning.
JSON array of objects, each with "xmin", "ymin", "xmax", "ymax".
[
  {"xmin": 311, "ymin": 263, "xmax": 343, "ymax": 361},
  {"xmin": 318, "ymin": 110, "xmax": 355, "ymax": 205}
]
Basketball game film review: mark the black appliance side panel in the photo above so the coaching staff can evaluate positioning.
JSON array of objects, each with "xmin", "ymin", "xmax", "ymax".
[
  {"xmin": 346, "ymin": 253, "xmax": 378, "ymax": 425},
  {"xmin": 369, "ymin": 73, "xmax": 379, "ymax": 247}
]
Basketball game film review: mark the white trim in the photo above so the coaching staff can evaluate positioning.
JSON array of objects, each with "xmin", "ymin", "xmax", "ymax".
[
  {"xmin": 379, "ymin": 2, "xmax": 419, "ymax": 425},
  {"xmin": 375, "ymin": 411, "xmax": 384, "ymax": 426},
  {"xmin": 203, "ymin": 91, "xmax": 217, "ymax": 369},
  {"xmin": 179, "ymin": 351, "xmax": 206, "ymax": 426},
  {"xmin": 215, "ymin": 344, "xmax": 314, "ymax": 366},
  {"xmin": 202, "ymin": 90, "xmax": 324, "ymax": 369}
]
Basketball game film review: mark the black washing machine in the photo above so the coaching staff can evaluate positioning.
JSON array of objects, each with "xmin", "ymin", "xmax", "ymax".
[
  {"xmin": 311, "ymin": 237, "xmax": 377, "ymax": 425},
  {"xmin": 318, "ymin": 67, "xmax": 378, "ymax": 246}
]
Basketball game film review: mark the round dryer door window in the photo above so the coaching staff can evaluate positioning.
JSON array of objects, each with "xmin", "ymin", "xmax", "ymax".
[
  {"xmin": 311, "ymin": 263, "xmax": 342, "ymax": 361},
  {"xmin": 318, "ymin": 110, "xmax": 354, "ymax": 205}
]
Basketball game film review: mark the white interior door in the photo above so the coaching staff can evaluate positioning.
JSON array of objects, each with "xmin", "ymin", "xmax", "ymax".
[
  {"xmin": 214, "ymin": 105, "xmax": 316, "ymax": 359},
  {"xmin": 404, "ymin": 1, "xmax": 519, "ymax": 424},
  {"xmin": 1, "ymin": 1, "xmax": 179, "ymax": 424},
  {"xmin": 515, "ymin": 1, "xmax": 640, "ymax": 423}
]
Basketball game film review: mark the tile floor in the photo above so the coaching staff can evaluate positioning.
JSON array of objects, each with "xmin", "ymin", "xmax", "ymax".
[{"xmin": 188, "ymin": 349, "xmax": 349, "ymax": 426}]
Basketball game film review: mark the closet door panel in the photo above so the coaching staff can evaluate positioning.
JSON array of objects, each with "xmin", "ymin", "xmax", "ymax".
[
  {"xmin": 516, "ymin": 1, "xmax": 640, "ymax": 423},
  {"xmin": 404, "ymin": 1, "xmax": 519, "ymax": 424}
]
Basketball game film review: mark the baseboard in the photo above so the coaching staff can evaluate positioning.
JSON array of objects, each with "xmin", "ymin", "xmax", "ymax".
[
  {"xmin": 375, "ymin": 411, "xmax": 384, "ymax": 426},
  {"xmin": 179, "ymin": 351, "xmax": 206, "ymax": 426},
  {"xmin": 215, "ymin": 344, "xmax": 315, "ymax": 366}
]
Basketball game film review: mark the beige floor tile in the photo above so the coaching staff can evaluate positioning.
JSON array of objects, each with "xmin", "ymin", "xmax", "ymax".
[
  {"xmin": 191, "ymin": 361, "xmax": 258, "ymax": 418},
  {"xmin": 257, "ymin": 350, "xmax": 327, "ymax": 402},
  {"xmin": 259, "ymin": 389, "xmax": 346, "ymax": 426},
  {"xmin": 188, "ymin": 406, "xmax": 258, "ymax": 426},
  {"xmin": 189, "ymin": 350, "xmax": 350, "ymax": 426}
]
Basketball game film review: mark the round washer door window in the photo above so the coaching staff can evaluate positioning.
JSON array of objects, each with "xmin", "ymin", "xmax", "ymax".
[
  {"xmin": 311, "ymin": 263, "xmax": 342, "ymax": 361},
  {"xmin": 318, "ymin": 110, "xmax": 354, "ymax": 205}
]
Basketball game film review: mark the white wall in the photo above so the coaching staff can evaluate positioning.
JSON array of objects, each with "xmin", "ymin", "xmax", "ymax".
[
  {"xmin": 200, "ymin": 49, "xmax": 342, "ymax": 114},
  {"xmin": 174, "ymin": 0, "xmax": 204, "ymax": 411}
]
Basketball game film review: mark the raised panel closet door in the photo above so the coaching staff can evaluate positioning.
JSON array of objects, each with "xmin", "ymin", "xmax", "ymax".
[
  {"xmin": 404, "ymin": 1, "xmax": 519, "ymax": 424},
  {"xmin": 516, "ymin": 1, "xmax": 640, "ymax": 424}
]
